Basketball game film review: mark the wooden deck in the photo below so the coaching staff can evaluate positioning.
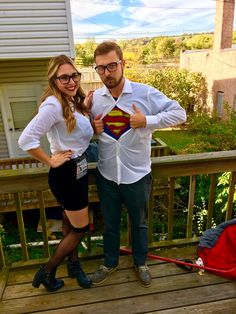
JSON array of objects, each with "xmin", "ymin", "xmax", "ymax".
[{"xmin": 0, "ymin": 247, "xmax": 236, "ymax": 314}]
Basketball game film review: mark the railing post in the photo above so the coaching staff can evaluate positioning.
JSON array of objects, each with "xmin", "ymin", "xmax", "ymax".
[
  {"xmin": 225, "ymin": 171, "xmax": 236, "ymax": 221},
  {"xmin": 186, "ymin": 175, "xmax": 196, "ymax": 238},
  {"xmin": 167, "ymin": 178, "xmax": 175, "ymax": 240},
  {"xmin": 38, "ymin": 191, "xmax": 50, "ymax": 258},
  {"xmin": 207, "ymin": 174, "xmax": 217, "ymax": 229},
  {"xmin": 0, "ymin": 234, "xmax": 5, "ymax": 269},
  {"xmin": 14, "ymin": 192, "xmax": 29, "ymax": 261}
]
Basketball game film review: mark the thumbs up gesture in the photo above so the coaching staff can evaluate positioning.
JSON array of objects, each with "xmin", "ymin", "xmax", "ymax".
[
  {"xmin": 130, "ymin": 104, "xmax": 146, "ymax": 128},
  {"xmin": 92, "ymin": 114, "xmax": 104, "ymax": 134}
]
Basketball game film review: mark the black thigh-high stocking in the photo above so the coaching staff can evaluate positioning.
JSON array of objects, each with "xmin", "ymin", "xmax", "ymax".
[
  {"xmin": 44, "ymin": 230, "xmax": 85, "ymax": 273},
  {"xmin": 62, "ymin": 212, "xmax": 79, "ymax": 262}
]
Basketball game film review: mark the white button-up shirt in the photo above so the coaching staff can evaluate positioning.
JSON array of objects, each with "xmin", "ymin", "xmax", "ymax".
[
  {"xmin": 91, "ymin": 78, "xmax": 186, "ymax": 185},
  {"xmin": 19, "ymin": 95, "xmax": 94, "ymax": 158}
]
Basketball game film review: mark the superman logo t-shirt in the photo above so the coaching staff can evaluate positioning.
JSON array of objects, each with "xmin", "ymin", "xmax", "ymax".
[{"xmin": 103, "ymin": 106, "xmax": 130, "ymax": 140}]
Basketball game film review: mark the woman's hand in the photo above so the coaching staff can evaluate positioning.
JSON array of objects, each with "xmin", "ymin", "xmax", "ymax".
[{"xmin": 50, "ymin": 150, "xmax": 73, "ymax": 168}]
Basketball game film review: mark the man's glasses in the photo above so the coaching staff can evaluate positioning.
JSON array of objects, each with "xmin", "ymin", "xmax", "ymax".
[
  {"xmin": 95, "ymin": 60, "xmax": 122, "ymax": 74},
  {"xmin": 56, "ymin": 72, "xmax": 81, "ymax": 85}
]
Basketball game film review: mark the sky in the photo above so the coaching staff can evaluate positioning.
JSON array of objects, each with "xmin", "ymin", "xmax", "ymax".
[{"xmin": 70, "ymin": 0, "xmax": 236, "ymax": 43}]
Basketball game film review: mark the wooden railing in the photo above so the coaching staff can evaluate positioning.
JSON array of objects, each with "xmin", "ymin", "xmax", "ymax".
[
  {"xmin": 0, "ymin": 150, "xmax": 236, "ymax": 270},
  {"xmin": 0, "ymin": 137, "xmax": 167, "ymax": 213},
  {"xmin": 148, "ymin": 150, "xmax": 236, "ymax": 244}
]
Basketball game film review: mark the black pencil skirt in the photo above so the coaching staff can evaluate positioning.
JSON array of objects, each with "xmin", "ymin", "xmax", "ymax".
[{"xmin": 48, "ymin": 158, "xmax": 88, "ymax": 211}]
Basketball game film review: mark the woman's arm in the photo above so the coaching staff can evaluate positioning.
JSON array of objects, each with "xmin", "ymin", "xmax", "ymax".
[{"xmin": 28, "ymin": 147, "xmax": 72, "ymax": 168}]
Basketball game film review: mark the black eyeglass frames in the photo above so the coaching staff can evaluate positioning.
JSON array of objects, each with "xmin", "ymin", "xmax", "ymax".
[
  {"xmin": 95, "ymin": 60, "xmax": 122, "ymax": 74},
  {"xmin": 56, "ymin": 72, "xmax": 81, "ymax": 85}
]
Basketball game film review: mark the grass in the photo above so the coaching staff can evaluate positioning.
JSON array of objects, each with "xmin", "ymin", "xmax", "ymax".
[{"xmin": 154, "ymin": 128, "xmax": 196, "ymax": 154}]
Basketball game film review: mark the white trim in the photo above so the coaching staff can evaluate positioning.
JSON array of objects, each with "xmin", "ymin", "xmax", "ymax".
[
  {"xmin": 0, "ymin": 86, "xmax": 14, "ymax": 157},
  {"xmin": 65, "ymin": 0, "xmax": 75, "ymax": 58}
]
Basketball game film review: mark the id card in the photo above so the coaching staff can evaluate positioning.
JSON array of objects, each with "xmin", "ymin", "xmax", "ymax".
[{"xmin": 75, "ymin": 155, "xmax": 87, "ymax": 179}]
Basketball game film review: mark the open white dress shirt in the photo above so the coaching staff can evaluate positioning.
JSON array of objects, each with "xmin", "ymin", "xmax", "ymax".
[{"xmin": 91, "ymin": 78, "xmax": 186, "ymax": 185}]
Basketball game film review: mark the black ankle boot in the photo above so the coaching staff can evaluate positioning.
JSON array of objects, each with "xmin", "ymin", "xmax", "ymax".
[
  {"xmin": 32, "ymin": 266, "xmax": 64, "ymax": 292},
  {"xmin": 67, "ymin": 259, "xmax": 92, "ymax": 288}
]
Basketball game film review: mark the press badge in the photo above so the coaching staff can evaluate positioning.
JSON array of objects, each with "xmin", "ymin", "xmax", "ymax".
[{"xmin": 75, "ymin": 155, "xmax": 87, "ymax": 179}]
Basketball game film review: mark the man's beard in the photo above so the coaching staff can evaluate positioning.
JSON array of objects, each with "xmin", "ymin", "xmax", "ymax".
[{"xmin": 103, "ymin": 73, "xmax": 123, "ymax": 89}]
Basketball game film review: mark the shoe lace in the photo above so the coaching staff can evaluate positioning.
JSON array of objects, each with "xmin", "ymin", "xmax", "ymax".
[
  {"xmin": 99, "ymin": 265, "xmax": 110, "ymax": 273},
  {"xmin": 138, "ymin": 265, "xmax": 149, "ymax": 272}
]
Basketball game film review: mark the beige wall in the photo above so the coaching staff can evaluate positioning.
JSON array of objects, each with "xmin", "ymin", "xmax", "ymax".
[{"xmin": 180, "ymin": 48, "xmax": 236, "ymax": 115}]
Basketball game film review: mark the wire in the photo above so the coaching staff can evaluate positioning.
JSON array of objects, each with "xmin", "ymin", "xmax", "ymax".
[
  {"xmin": 72, "ymin": 0, "xmax": 235, "ymax": 40},
  {"xmin": 73, "ymin": 0, "xmax": 216, "ymax": 10},
  {"xmin": 72, "ymin": 13, "xmax": 216, "ymax": 38}
]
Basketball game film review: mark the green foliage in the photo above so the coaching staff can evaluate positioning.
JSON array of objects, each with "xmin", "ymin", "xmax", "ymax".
[
  {"xmin": 216, "ymin": 172, "xmax": 236, "ymax": 213},
  {"xmin": 186, "ymin": 106, "xmax": 236, "ymax": 152},
  {"xmin": 75, "ymin": 39, "xmax": 97, "ymax": 66},
  {"xmin": 125, "ymin": 67, "xmax": 208, "ymax": 116},
  {"xmin": 232, "ymin": 31, "xmax": 236, "ymax": 44},
  {"xmin": 184, "ymin": 34, "xmax": 213, "ymax": 50},
  {"xmin": 75, "ymin": 32, "xmax": 216, "ymax": 66},
  {"xmin": 156, "ymin": 37, "xmax": 176, "ymax": 59}
]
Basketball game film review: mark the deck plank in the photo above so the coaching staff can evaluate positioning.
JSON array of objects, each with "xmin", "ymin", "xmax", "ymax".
[
  {"xmin": 3, "ymin": 263, "xmax": 188, "ymax": 299},
  {"xmin": 0, "ymin": 272, "xmax": 233, "ymax": 313},
  {"xmin": 156, "ymin": 298, "xmax": 236, "ymax": 314},
  {"xmin": 1, "ymin": 247, "xmax": 235, "ymax": 314},
  {"xmin": 16, "ymin": 283, "xmax": 236, "ymax": 314}
]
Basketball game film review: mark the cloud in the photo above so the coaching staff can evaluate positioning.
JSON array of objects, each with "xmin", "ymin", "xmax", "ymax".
[
  {"xmin": 71, "ymin": 0, "xmax": 123, "ymax": 41},
  {"xmin": 70, "ymin": 0, "xmax": 235, "ymax": 42}
]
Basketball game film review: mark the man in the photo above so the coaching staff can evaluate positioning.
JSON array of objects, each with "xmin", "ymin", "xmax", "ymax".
[{"xmin": 90, "ymin": 41, "xmax": 186, "ymax": 287}]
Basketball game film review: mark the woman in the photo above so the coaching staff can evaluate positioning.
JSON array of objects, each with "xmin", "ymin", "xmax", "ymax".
[{"xmin": 18, "ymin": 55, "xmax": 94, "ymax": 291}]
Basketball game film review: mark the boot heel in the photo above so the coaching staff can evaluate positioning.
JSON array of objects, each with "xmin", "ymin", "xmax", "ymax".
[
  {"xmin": 32, "ymin": 266, "xmax": 64, "ymax": 292},
  {"xmin": 32, "ymin": 269, "xmax": 43, "ymax": 288},
  {"xmin": 32, "ymin": 280, "xmax": 41, "ymax": 288}
]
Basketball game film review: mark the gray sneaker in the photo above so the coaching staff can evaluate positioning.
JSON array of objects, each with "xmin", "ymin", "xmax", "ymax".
[
  {"xmin": 92, "ymin": 264, "xmax": 118, "ymax": 285},
  {"xmin": 134, "ymin": 265, "xmax": 152, "ymax": 287}
]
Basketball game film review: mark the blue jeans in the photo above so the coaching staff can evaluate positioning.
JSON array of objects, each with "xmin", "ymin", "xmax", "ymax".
[{"xmin": 96, "ymin": 169, "xmax": 152, "ymax": 267}]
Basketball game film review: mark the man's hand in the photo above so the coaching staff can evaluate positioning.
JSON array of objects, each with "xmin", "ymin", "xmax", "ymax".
[
  {"xmin": 84, "ymin": 90, "xmax": 94, "ymax": 112},
  {"xmin": 92, "ymin": 114, "xmax": 104, "ymax": 134},
  {"xmin": 130, "ymin": 104, "xmax": 146, "ymax": 128}
]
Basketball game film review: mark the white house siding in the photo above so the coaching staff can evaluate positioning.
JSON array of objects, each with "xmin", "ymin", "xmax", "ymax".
[
  {"xmin": 0, "ymin": 59, "xmax": 48, "ymax": 85},
  {"xmin": 0, "ymin": 0, "xmax": 75, "ymax": 59}
]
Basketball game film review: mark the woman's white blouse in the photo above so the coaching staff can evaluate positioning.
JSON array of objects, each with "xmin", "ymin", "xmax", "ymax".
[{"xmin": 18, "ymin": 96, "xmax": 94, "ymax": 158}]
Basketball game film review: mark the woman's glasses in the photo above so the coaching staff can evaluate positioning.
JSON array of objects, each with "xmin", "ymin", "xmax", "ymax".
[{"xmin": 56, "ymin": 72, "xmax": 81, "ymax": 85}]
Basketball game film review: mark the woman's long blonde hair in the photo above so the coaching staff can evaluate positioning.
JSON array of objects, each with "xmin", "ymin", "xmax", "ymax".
[{"xmin": 41, "ymin": 55, "xmax": 87, "ymax": 133}]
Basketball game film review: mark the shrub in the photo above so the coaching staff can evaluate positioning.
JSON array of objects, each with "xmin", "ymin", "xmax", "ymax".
[{"xmin": 125, "ymin": 67, "xmax": 208, "ymax": 116}]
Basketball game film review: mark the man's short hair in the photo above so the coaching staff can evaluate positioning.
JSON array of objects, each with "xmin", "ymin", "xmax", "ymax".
[{"xmin": 94, "ymin": 41, "xmax": 123, "ymax": 60}]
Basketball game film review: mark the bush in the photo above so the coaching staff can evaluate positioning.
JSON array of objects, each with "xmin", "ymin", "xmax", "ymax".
[
  {"xmin": 125, "ymin": 67, "xmax": 208, "ymax": 116},
  {"xmin": 186, "ymin": 107, "xmax": 236, "ymax": 153}
]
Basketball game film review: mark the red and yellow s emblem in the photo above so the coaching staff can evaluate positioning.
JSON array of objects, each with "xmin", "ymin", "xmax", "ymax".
[{"xmin": 103, "ymin": 106, "xmax": 130, "ymax": 140}]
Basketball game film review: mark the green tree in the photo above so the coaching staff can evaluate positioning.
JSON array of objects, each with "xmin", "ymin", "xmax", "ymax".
[
  {"xmin": 75, "ymin": 39, "xmax": 97, "ymax": 66},
  {"xmin": 184, "ymin": 34, "xmax": 213, "ymax": 50},
  {"xmin": 156, "ymin": 37, "xmax": 175, "ymax": 59}
]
